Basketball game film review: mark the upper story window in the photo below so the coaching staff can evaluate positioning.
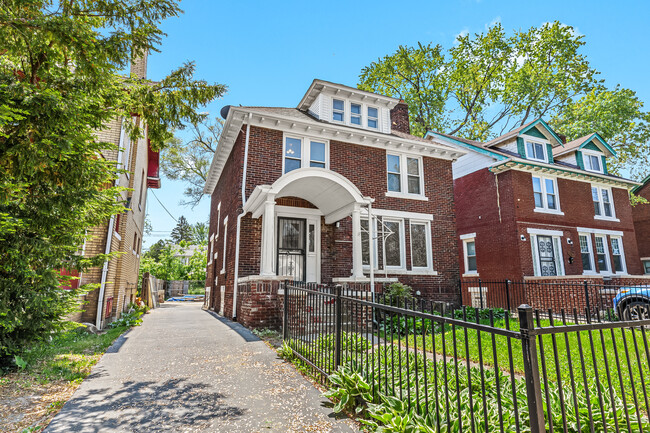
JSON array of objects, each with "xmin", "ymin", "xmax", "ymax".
[
  {"xmin": 592, "ymin": 185, "xmax": 615, "ymax": 219},
  {"xmin": 332, "ymin": 99, "xmax": 345, "ymax": 122},
  {"xmin": 350, "ymin": 103, "xmax": 362, "ymax": 125},
  {"xmin": 583, "ymin": 151, "xmax": 603, "ymax": 173},
  {"xmin": 532, "ymin": 176, "xmax": 559, "ymax": 212},
  {"xmin": 386, "ymin": 153, "xmax": 424, "ymax": 198},
  {"xmin": 368, "ymin": 107, "xmax": 379, "ymax": 129},
  {"xmin": 525, "ymin": 140, "xmax": 547, "ymax": 162},
  {"xmin": 283, "ymin": 135, "xmax": 329, "ymax": 174}
]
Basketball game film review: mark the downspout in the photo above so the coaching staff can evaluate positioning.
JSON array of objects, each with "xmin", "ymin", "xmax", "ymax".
[
  {"xmin": 96, "ymin": 119, "xmax": 126, "ymax": 329},
  {"xmin": 232, "ymin": 112, "xmax": 252, "ymax": 319}
]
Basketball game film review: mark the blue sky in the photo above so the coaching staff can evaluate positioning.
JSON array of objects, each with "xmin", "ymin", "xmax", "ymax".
[{"xmin": 142, "ymin": 0, "xmax": 650, "ymax": 247}]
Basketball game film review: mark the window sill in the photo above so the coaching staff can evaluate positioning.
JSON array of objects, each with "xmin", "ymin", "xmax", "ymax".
[
  {"xmin": 364, "ymin": 268, "xmax": 438, "ymax": 276},
  {"xmin": 384, "ymin": 191, "xmax": 429, "ymax": 201},
  {"xmin": 462, "ymin": 272, "xmax": 479, "ymax": 278},
  {"xmin": 533, "ymin": 208, "xmax": 565, "ymax": 216},
  {"xmin": 594, "ymin": 215, "xmax": 620, "ymax": 222},
  {"xmin": 113, "ymin": 232, "xmax": 122, "ymax": 241},
  {"xmin": 220, "ymin": 269, "xmax": 225, "ymax": 275}
]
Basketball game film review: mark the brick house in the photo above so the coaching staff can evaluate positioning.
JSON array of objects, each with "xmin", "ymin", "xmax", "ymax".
[
  {"xmin": 632, "ymin": 175, "xmax": 650, "ymax": 274},
  {"xmin": 426, "ymin": 119, "xmax": 643, "ymax": 285},
  {"xmin": 71, "ymin": 54, "xmax": 161, "ymax": 328},
  {"xmin": 203, "ymin": 79, "xmax": 465, "ymax": 326}
]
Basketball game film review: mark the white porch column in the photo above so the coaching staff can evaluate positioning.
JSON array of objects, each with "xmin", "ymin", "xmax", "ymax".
[
  {"xmin": 260, "ymin": 196, "xmax": 276, "ymax": 276},
  {"xmin": 351, "ymin": 204, "xmax": 365, "ymax": 279}
]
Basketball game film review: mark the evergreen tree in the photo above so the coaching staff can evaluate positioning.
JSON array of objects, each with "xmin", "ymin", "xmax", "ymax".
[{"xmin": 170, "ymin": 216, "xmax": 194, "ymax": 244}]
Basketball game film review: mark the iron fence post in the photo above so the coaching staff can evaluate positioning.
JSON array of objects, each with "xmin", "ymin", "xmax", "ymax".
[
  {"xmin": 282, "ymin": 280, "xmax": 289, "ymax": 341},
  {"xmin": 584, "ymin": 280, "xmax": 591, "ymax": 317},
  {"xmin": 458, "ymin": 278, "xmax": 463, "ymax": 305},
  {"xmin": 505, "ymin": 279, "xmax": 511, "ymax": 313},
  {"xmin": 334, "ymin": 284, "xmax": 342, "ymax": 370},
  {"xmin": 519, "ymin": 304, "xmax": 545, "ymax": 433},
  {"xmin": 478, "ymin": 279, "xmax": 484, "ymax": 309}
]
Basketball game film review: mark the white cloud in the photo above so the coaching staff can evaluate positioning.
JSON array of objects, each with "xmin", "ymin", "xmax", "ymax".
[
  {"xmin": 486, "ymin": 16, "xmax": 501, "ymax": 30},
  {"xmin": 454, "ymin": 27, "xmax": 470, "ymax": 44}
]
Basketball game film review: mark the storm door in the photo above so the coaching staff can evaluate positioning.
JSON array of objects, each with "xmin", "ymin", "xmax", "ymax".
[
  {"xmin": 277, "ymin": 217, "xmax": 306, "ymax": 281},
  {"xmin": 537, "ymin": 235, "xmax": 557, "ymax": 276}
]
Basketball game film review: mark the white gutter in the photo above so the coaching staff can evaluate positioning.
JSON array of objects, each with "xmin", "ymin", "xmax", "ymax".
[
  {"xmin": 96, "ymin": 119, "xmax": 126, "ymax": 329},
  {"xmin": 232, "ymin": 113, "xmax": 252, "ymax": 319}
]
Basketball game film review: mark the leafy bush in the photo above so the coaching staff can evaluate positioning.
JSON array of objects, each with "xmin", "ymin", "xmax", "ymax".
[
  {"xmin": 108, "ymin": 311, "xmax": 143, "ymax": 328},
  {"xmin": 381, "ymin": 282, "xmax": 414, "ymax": 305},
  {"xmin": 453, "ymin": 306, "xmax": 508, "ymax": 322},
  {"xmin": 324, "ymin": 365, "xmax": 375, "ymax": 414}
]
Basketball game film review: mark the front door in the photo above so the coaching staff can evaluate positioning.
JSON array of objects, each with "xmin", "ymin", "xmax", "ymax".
[
  {"xmin": 537, "ymin": 235, "xmax": 557, "ymax": 276},
  {"xmin": 277, "ymin": 218, "xmax": 306, "ymax": 281}
]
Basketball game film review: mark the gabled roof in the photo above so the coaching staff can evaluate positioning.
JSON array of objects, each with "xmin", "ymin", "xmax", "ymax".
[
  {"xmin": 632, "ymin": 173, "xmax": 650, "ymax": 194},
  {"xmin": 552, "ymin": 132, "xmax": 616, "ymax": 158},
  {"xmin": 484, "ymin": 118, "xmax": 564, "ymax": 148},
  {"xmin": 427, "ymin": 131, "xmax": 508, "ymax": 161}
]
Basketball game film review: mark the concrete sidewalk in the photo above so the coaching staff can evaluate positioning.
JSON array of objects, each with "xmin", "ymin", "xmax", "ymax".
[{"xmin": 45, "ymin": 303, "xmax": 358, "ymax": 433}]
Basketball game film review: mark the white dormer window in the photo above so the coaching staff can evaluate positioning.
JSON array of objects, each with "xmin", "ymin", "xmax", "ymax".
[
  {"xmin": 525, "ymin": 141, "xmax": 547, "ymax": 162},
  {"xmin": 350, "ymin": 103, "xmax": 362, "ymax": 125},
  {"xmin": 332, "ymin": 99, "xmax": 345, "ymax": 122},
  {"xmin": 583, "ymin": 151, "xmax": 603, "ymax": 173},
  {"xmin": 368, "ymin": 107, "xmax": 378, "ymax": 129}
]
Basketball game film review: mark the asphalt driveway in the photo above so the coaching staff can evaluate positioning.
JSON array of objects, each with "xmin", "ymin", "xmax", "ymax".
[{"xmin": 45, "ymin": 302, "xmax": 358, "ymax": 432}]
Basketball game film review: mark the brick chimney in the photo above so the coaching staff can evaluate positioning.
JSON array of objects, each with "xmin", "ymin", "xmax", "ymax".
[
  {"xmin": 130, "ymin": 50, "xmax": 148, "ymax": 79},
  {"xmin": 390, "ymin": 100, "xmax": 410, "ymax": 134}
]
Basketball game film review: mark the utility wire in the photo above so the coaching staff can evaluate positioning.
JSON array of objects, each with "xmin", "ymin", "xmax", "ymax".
[{"xmin": 150, "ymin": 189, "xmax": 178, "ymax": 223}]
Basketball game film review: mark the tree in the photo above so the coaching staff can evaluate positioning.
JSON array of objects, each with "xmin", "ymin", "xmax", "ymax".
[
  {"xmin": 161, "ymin": 117, "xmax": 223, "ymax": 207},
  {"xmin": 170, "ymin": 216, "xmax": 194, "ymax": 244},
  {"xmin": 0, "ymin": 0, "xmax": 225, "ymax": 364},
  {"xmin": 146, "ymin": 239, "xmax": 169, "ymax": 262},
  {"xmin": 357, "ymin": 22, "xmax": 650, "ymax": 180},
  {"xmin": 192, "ymin": 222, "xmax": 209, "ymax": 245}
]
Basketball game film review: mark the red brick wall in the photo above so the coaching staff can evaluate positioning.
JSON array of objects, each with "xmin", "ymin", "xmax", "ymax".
[
  {"xmin": 454, "ymin": 167, "xmax": 642, "ymax": 281},
  {"xmin": 390, "ymin": 101, "xmax": 410, "ymax": 134},
  {"xmin": 633, "ymin": 182, "xmax": 650, "ymax": 262}
]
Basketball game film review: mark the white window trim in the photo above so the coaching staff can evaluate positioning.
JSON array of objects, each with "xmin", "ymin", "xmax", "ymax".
[
  {"xmin": 381, "ymin": 217, "xmax": 406, "ymax": 270},
  {"xmin": 331, "ymin": 97, "xmax": 382, "ymax": 131},
  {"xmin": 409, "ymin": 220, "xmax": 433, "ymax": 271},
  {"xmin": 609, "ymin": 235, "xmax": 627, "ymax": 274},
  {"xmin": 216, "ymin": 203, "xmax": 221, "ymax": 238},
  {"xmin": 530, "ymin": 233, "xmax": 565, "ymax": 277},
  {"xmin": 532, "ymin": 175, "xmax": 562, "ymax": 214},
  {"xmin": 642, "ymin": 258, "xmax": 650, "ymax": 275},
  {"xmin": 361, "ymin": 217, "xmax": 379, "ymax": 271},
  {"xmin": 582, "ymin": 150, "xmax": 604, "ymax": 174},
  {"xmin": 221, "ymin": 216, "xmax": 228, "ymax": 274},
  {"xmin": 592, "ymin": 185, "xmax": 617, "ymax": 221},
  {"xmin": 578, "ymin": 233, "xmax": 597, "ymax": 275},
  {"xmin": 462, "ymin": 235, "xmax": 478, "ymax": 276},
  {"xmin": 385, "ymin": 152, "xmax": 426, "ymax": 200},
  {"xmin": 594, "ymin": 234, "xmax": 612, "ymax": 275},
  {"xmin": 282, "ymin": 134, "xmax": 330, "ymax": 174},
  {"xmin": 525, "ymin": 139, "xmax": 549, "ymax": 162},
  {"xmin": 208, "ymin": 238, "xmax": 213, "ymax": 265}
]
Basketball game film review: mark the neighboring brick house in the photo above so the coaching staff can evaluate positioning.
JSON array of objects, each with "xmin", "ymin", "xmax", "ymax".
[
  {"xmin": 71, "ymin": 54, "xmax": 161, "ymax": 328},
  {"xmin": 632, "ymin": 175, "xmax": 650, "ymax": 274},
  {"xmin": 202, "ymin": 79, "xmax": 465, "ymax": 325},
  {"xmin": 426, "ymin": 119, "xmax": 643, "ymax": 284}
]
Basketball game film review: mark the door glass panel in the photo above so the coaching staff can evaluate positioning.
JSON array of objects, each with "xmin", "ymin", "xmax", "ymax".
[
  {"xmin": 361, "ymin": 219, "xmax": 370, "ymax": 266},
  {"xmin": 308, "ymin": 224, "xmax": 315, "ymax": 253}
]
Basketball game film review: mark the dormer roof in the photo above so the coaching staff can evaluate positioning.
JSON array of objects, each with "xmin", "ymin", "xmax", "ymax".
[
  {"xmin": 484, "ymin": 118, "xmax": 564, "ymax": 148},
  {"xmin": 297, "ymin": 79, "xmax": 401, "ymax": 112},
  {"xmin": 553, "ymin": 132, "xmax": 616, "ymax": 158}
]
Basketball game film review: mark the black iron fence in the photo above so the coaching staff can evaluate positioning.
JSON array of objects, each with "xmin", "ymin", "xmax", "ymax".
[
  {"xmin": 283, "ymin": 280, "xmax": 650, "ymax": 433},
  {"xmin": 460, "ymin": 278, "xmax": 650, "ymax": 321}
]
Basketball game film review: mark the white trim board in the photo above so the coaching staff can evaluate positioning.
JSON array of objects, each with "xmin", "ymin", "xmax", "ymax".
[
  {"xmin": 527, "ymin": 228, "xmax": 564, "ymax": 237},
  {"xmin": 362, "ymin": 208, "xmax": 434, "ymax": 222},
  {"xmin": 576, "ymin": 227, "xmax": 624, "ymax": 236},
  {"xmin": 460, "ymin": 232, "xmax": 477, "ymax": 240}
]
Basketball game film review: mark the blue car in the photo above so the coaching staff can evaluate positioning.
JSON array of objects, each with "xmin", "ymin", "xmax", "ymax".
[{"xmin": 613, "ymin": 287, "xmax": 650, "ymax": 321}]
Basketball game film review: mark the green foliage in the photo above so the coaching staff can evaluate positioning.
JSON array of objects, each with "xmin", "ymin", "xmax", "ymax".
[
  {"xmin": 359, "ymin": 21, "xmax": 648, "ymax": 179},
  {"xmin": 170, "ymin": 216, "xmax": 194, "ymax": 244},
  {"xmin": 161, "ymin": 118, "xmax": 223, "ymax": 207},
  {"xmin": 192, "ymin": 222, "xmax": 209, "ymax": 245},
  {"xmin": 383, "ymin": 282, "xmax": 415, "ymax": 303},
  {"xmin": 453, "ymin": 306, "xmax": 508, "ymax": 322},
  {"xmin": 108, "ymin": 311, "xmax": 143, "ymax": 328},
  {"xmin": 324, "ymin": 365, "xmax": 375, "ymax": 414},
  {"xmin": 139, "ymin": 242, "xmax": 206, "ymax": 282},
  {"xmin": 0, "ymin": 0, "xmax": 224, "ymax": 364}
]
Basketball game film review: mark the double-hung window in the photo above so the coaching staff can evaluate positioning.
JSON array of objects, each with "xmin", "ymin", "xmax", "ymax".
[
  {"xmin": 283, "ymin": 135, "xmax": 329, "ymax": 173},
  {"xmin": 332, "ymin": 99, "xmax": 345, "ymax": 122},
  {"xmin": 350, "ymin": 103, "xmax": 362, "ymax": 125},
  {"xmin": 578, "ymin": 234, "xmax": 595, "ymax": 273},
  {"xmin": 592, "ymin": 186, "xmax": 615, "ymax": 219},
  {"xmin": 532, "ymin": 176, "xmax": 559, "ymax": 212},
  {"xmin": 386, "ymin": 153, "xmax": 424, "ymax": 197},
  {"xmin": 382, "ymin": 219, "xmax": 405, "ymax": 269},
  {"xmin": 610, "ymin": 237, "xmax": 625, "ymax": 273},
  {"xmin": 584, "ymin": 151, "xmax": 603, "ymax": 173},
  {"xmin": 594, "ymin": 235, "xmax": 609, "ymax": 273},
  {"xmin": 461, "ymin": 234, "xmax": 477, "ymax": 275},
  {"xmin": 367, "ymin": 107, "xmax": 378, "ymax": 129},
  {"xmin": 643, "ymin": 260, "xmax": 650, "ymax": 275},
  {"xmin": 410, "ymin": 221, "xmax": 432, "ymax": 270},
  {"xmin": 526, "ymin": 141, "xmax": 547, "ymax": 162}
]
